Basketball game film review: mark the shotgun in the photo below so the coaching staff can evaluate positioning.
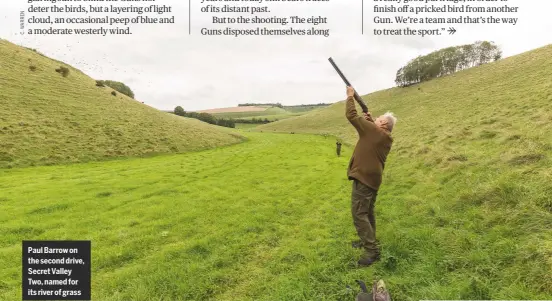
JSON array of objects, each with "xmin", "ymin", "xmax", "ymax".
[{"xmin": 328, "ymin": 57, "xmax": 368, "ymax": 113}]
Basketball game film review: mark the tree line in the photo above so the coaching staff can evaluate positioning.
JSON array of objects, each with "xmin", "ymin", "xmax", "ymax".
[
  {"xmin": 233, "ymin": 117, "xmax": 274, "ymax": 124},
  {"xmin": 172, "ymin": 106, "xmax": 279, "ymax": 127},
  {"xmin": 395, "ymin": 41, "xmax": 503, "ymax": 87},
  {"xmin": 285, "ymin": 103, "xmax": 331, "ymax": 108},
  {"xmin": 96, "ymin": 80, "xmax": 135, "ymax": 98},
  {"xmin": 173, "ymin": 106, "xmax": 236, "ymax": 128}
]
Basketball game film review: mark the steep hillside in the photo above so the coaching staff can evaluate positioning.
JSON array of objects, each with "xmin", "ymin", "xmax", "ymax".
[
  {"xmin": 0, "ymin": 39, "xmax": 245, "ymax": 168},
  {"xmin": 257, "ymin": 44, "xmax": 552, "ymax": 296},
  {"xmin": 257, "ymin": 44, "xmax": 552, "ymax": 147}
]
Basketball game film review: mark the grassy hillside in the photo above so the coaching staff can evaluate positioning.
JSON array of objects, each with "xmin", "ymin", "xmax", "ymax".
[
  {"xmin": 234, "ymin": 123, "xmax": 261, "ymax": 129},
  {"xmin": 284, "ymin": 104, "xmax": 330, "ymax": 113},
  {"xmin": 0, "ymin": 39, "xmax": 245, "ymax": 168},
  {"xmin": 257, "ymin": 45, "xmax": 552, "ymax": 146},
  {"xmin": 256, "ymin": 44, "xmax": 552, "ymax": 296}
]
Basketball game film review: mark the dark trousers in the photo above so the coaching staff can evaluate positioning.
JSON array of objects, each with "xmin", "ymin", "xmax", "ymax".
[{"xmin": 351, "ymin": 179, "xmax": 379, "ymax": 257}]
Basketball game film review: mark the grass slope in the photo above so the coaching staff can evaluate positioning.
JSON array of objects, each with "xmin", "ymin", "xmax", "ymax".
[
  {"xmin": 236, "ymin": 112, "xmax": 303, "ymax": 121},
  {"xmin": 284, "ymin": 105, "xmax": 330, "ymax": 113},
  {"xmin": 234, "ymin": 123, "xmax": 261, "ymax": 129},
  {"xmin": 0, "ymin": 39, "xmax": 245, "ymax": 168}
]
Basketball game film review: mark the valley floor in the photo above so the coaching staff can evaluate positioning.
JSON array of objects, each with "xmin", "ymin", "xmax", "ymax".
[{"xmin": 0, "ymin": 132, "xmax": 550, "ymax": 300}]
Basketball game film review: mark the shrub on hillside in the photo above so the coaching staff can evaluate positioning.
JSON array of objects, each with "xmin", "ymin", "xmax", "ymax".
[
  {"xmin": 55, "ymin": 66, "xmax": 70, "ymax": 77},
  {"xmin": 95, "ymin": 80, "xmax": 105, "ymax": 87},
  {"xmin": 198, "ymin": 113, "xmax": 217, "ymax": 125},
  {"xmin": 29, "ymin": 65, "xmax": 36, "ymax": 71},
  {"xmin": 111, "ymin": 91, "xmax": 117, "ymax": 96},
  {"xmin": 174, "ymin": 106, "xmax": 186, "ymax": 116},
  {"xmin": 100, "ymin": 80, "xmax": 135, "ymax": 98}
]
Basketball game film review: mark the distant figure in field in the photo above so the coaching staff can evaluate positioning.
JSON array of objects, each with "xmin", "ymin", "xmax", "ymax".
[
  {"xmin": 345, "ymin": 86, "xmax": 396, "ymax": 267},
  {"xmin": 336, "ymin": 141, "xmax": 342, "ymax": 156}
]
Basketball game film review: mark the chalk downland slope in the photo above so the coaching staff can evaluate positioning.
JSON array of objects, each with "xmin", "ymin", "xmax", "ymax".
[
  {"xmin": 257, "ymin": 44, "xmax": 552, "ymax": 146},
  {"xmin": 0, "ymin": 39, "xmax": 245, "ymax": 168},
  {"xmin": 257, "ymin": 44, "xmax": 552, "ymax": 296}
]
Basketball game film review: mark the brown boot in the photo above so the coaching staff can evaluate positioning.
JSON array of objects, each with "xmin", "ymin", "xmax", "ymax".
[{"xmin": 357, "ymin": 251, "xmax": 380, "ymax": 267}]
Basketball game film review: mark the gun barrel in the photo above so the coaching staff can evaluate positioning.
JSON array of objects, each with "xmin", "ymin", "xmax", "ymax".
[
  {"xmin": 328, "ymin": 57, "xmax": 351, "ymax": 86},
  {"xmin": 328, "ymin": 57, "xmax": 369, "ymax": 113}
]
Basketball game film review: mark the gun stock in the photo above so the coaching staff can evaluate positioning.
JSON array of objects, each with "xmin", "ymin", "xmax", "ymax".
[{"xmin": 328, "ymin": 57, "xmax": 368, "ymax": 113}]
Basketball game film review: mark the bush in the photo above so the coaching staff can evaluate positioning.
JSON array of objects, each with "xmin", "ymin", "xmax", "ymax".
[
  {"xmin": 99, "ymin": 80, "xmax": 135, "ymax": 98},
  {"xmin": 111, "ymin": 91, "xmax": 117, "ymax": 96},
  {"xmin": 216, "ymin": 118, "xmax": 235, "ymax": 128},
  {"xmin": 95, "ymin": 80, "xmax": 105, "ymax": 87},
  {"xmin": 198, "ymin": 113, "xmax": 217, "ymax": 125},
  {"xmin": 29, "ymin": 65, "xmax": 36, "ymax": 71},
  {"xmin": 174, "ymin": 106, "xmax": 185, "ymax": 116},
  {"xmin": 55, "ymin": 66, "xmax": 70, "ymax": 77}
]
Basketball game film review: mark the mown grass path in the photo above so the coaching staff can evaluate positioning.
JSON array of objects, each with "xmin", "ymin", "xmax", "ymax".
[{"xmin": 1, "ymin": 132, "xmax": 551, "ymax": 300}]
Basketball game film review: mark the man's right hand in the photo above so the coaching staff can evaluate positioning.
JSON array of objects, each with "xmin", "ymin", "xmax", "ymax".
[
  {"xmin": 347, "ymin": 86, "xmax": 355, "ymax": 98},
  {"xmin": 363, "ymin": 112, "xmax": 373, "ymax": 121}
]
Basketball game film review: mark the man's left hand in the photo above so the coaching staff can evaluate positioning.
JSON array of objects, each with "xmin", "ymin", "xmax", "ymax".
[{"xmin": 347, "ymin": 86, "xmax": 355, "ymax": 98}]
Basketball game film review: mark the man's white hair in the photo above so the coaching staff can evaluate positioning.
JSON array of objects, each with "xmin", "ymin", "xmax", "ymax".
[{"xmin": 383, "ymin": 112, "xmax": 397, "ymax": 132}]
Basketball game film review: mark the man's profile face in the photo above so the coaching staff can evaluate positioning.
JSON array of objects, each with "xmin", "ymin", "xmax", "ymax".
[{"xmin": 375, "ymin": 116, "xmax": 389, "ymax": 130}]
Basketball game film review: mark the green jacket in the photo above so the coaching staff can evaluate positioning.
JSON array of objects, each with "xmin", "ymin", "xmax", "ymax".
[{"xmin": 346, "ymin": 96, "xmax": 393, "ymax": 191}]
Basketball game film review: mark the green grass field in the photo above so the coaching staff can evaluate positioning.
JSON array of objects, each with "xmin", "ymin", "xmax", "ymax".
[
  {"xmin": 1, "ymin": 39, "xmax": 551, "ymax": 300},
  {"xmin": 0, "ymin": 39, "xmax": 244, "ymax": 169},
  {"xmin": 222, "ymin": 110, "xmax": 308, "ymax": 130},
  {"xmin": 211, "ymin": 107, "xmax": 290, "ymax": 119},
  {"xmin": 233, "ymin": 113, "xmax": 304, "ymax": 129},
  {"xmin": 237, "ymin": 112, "xmax": 303, "ymax": 121},
  {"xmin": 1, "ymin": 131, "xmax": 551, "ymax": 300},
  {"xmin": 234, "ymin": 123, "xmax": 260, "ymax": 129}
]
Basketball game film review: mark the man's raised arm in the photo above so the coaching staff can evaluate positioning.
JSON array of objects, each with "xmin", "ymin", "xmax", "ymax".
[{"xmin": 345, "ymin": 87, "xmax": 373, "ymax": 132}]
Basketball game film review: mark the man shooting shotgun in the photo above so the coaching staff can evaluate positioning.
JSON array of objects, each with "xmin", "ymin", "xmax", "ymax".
[{"xmin": 329, "ymin": 58, "xmax": 397, "ymax": 267}]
